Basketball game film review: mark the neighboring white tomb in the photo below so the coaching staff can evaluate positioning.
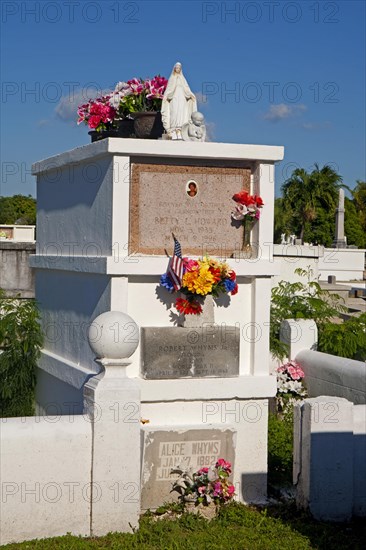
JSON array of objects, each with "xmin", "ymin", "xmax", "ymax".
[
  {"xmin": 31, "ymin": 138, "xmax": 284, "ymax": 506},
  {"xmin": 0, "ymin": 224, "xmax": 35, "ymax": 242}
]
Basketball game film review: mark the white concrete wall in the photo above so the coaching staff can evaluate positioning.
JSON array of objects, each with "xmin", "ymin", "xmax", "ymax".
[
  {"xmin": 318, "ymin": 248, "xmax": 366, "ymax": 281},
  {"xmin": 272, "ymin": 245, "xmax": 366, "ymax": 285},
  {"xmin": 35, "ymin": 269, "xmax": 112, "ymax": 414},
  {"xmin": 142, "ymin": 398, "xmax": 269, "ymax": 503},
  {"xmin": 0, "ymin": 242, "xmax": 35, "ymax": 298},
  {"xmin": 272, "ymin": 244, "xmax": 323, "ymax": 286},
  {"xmin": 296, "ymin": 350, "xmax": 366, "ymax": 405},
  {"xmin": 36, "ymin": 156, "xmax": 114, "ymax": 256},
  {"xmin": 294, "ymin": 397, "xmax": 366, "ymax": 520},
  {"xmin": 0, "ymin": 416, "xmax": 91, "ymax": 545},
  {"xmin": 1, "ymin": 358, "xmax": 141, "ymax": 545}
]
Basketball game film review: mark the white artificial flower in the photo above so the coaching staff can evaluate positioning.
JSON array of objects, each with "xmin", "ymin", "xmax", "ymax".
[
  {"xmin": 231, "ymin": 204, "xmax": 248, "ymax": 221},
  {"xmin": 115, "ymin": 81, "xmax": 129, "ymax": 92},
  {"xmin": 207, "ymin": 467, "xmax": 216, "ymax": 481},
  {"xmin": 109, "ymin": 93, "xmax": 122, "ymax": 109}
]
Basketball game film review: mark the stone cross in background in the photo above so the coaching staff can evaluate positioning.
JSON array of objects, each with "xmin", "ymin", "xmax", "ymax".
[{"xmin": 332, "ymin": 188, "xmax": 347, "ymax": 248}]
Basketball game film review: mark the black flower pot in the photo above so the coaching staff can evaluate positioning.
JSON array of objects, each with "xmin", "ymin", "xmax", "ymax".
[
  {"xmin": 88, "ymin": 129, "xmax": 119, "ymax": 142},
  {"xmin": 117, "ymin": 118, "xmax": 135, "ymax": 138},
  {"xmin": 88, "ymin": 119, "xmax": 136, "ymax": 143},
  {"xmin": 132, "ymin": 111, "xmax": 164, "ymax": 139}
]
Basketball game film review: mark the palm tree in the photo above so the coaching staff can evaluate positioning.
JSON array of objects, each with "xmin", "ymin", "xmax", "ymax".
[
  {"xmin": 281, "ymin": 164, "xmax": 343, "ymax": 243},
  {"xmin": 351, "ymin": 180, "xmax": 366, "ymax": 232}
]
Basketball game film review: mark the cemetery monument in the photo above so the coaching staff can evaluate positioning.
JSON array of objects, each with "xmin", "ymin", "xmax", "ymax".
[{"xmin": 31, "ymin": 63, "xmax": 284, "ymax": 509}]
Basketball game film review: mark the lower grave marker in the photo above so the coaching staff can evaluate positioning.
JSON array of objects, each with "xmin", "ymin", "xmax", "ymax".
[{"xmin": 141, "ymin": 428, "xmax": 236, "ymax": 509}]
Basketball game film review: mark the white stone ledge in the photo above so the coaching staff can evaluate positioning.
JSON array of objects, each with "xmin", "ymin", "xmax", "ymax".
[
  {"xmin": 29, "ymin": 254, "xmax": 280, "ymax": 277},
  {"xmin": 29, "ymin": 255, "xmax": 108, "ymax": 273},
  {"xmin": 38, "ymin": 349, "xmax": 98, "ymax": 389},
  {"xmin": 32, "ymin": 139, "xmax": 284, "ymax": 175},
  {"xmin": 140, "ymin": 375, "xmax": 277, "ymax": 402},
  {"xmin": 37, "ymin": 351, "xmax": 276, "ymax": 400},
  {"xmin": 141, "ymin": 424, "xmax": 237, "ymax": 432},
  {"xmin": 273, "ymin": 244, "xmax": 324, "ymax": 258}
]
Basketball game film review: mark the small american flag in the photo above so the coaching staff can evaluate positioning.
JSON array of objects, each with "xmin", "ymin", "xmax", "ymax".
[{"xmin": 167, "ymin": 236, "xmax": 184, "ymax": 291}]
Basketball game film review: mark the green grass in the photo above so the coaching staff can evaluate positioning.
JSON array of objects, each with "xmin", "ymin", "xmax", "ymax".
[
  {"xmin": 268, "ymin": 411, "xmax": 294, "ymax": 487},
  {"xmin": 2, "ymin": 502, "xmax": 365, "ymax": 550}
]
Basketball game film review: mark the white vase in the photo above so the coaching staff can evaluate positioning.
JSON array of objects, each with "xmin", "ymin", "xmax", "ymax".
[{"xmin": 182, "ymin": 294, "xmax": 215, "ymax": 328}]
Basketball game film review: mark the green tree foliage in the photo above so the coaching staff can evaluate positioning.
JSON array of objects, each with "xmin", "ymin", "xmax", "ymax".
[
  {"xmin": 281, "ymin": 164, "xmax": 342, "ymax": 244},
  {"xmin": 352, "ymin": 180, "xmax": 366, "ymax": 233},
  {"xmin": 0, "ymin": 194, "xmax": 36, "ymax": 225},
  {"xmin": 0, "ymin": 290, "xmax": 43, "ymax": 417},
  {"xmin": 270, "ymin": 268, "xmax": 347, "ymax": 360},
  {"xmin": 318, "ymin": 313, "xmax": 366, "ymax": 361},
  {"xmin": 273, "ymin": 197, "xmax": 293, "ymax": 244},
  {"xmin": 344, "ymin": 197, "xmax": 366, "ymax": 248},
  {"xmin": 302, "ymin": 207, "xmax": 334, "ymax": 247},
  {"xmin": 268, "ymin": 410, "xmax": 294, "ymax": 486}
]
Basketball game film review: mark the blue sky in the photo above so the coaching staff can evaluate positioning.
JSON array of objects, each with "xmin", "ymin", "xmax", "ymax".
[{"xmin": 1, "ymin": 0, "xmax": 365, "ymax": 197}]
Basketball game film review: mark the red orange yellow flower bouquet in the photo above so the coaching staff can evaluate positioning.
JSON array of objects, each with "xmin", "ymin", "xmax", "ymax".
[{"xmin": 160, "ymin": 256, "xmax": 238, "ymax": 315}]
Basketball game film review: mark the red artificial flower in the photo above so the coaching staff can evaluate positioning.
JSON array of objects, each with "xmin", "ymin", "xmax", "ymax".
[
  {"xmin": 253, "ymin": 194, "xmax": 264, "ymax": 207},
  {"xmin": 231, "ymin": 283, "xmax": 238, "ymax": 295},
  {"xmin": 228, "ymin": 270, "xmax": 236, "ymax": 281},
  {"xmin": 175, "ymin": 297, "xmax": 203, "ymax": 315},
  {"xmin": 233, "ymin": 191, "xmax": 264, "ymax": 208},
  {"xmin": 209, "ymin": 266, "xmax": 222, "ymax": 283},
  {"xmin": 232, "ymin": 190, "xmax": 250, "ymax": 206}
]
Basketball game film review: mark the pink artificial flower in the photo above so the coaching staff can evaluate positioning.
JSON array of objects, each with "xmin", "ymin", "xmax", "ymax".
[
  {"xmin": 127, "ymin": 78, "xmax": 144, "ymax": 95},
  {"xmin": 183, "ymin": 258, "xmax": 200, "ymax": 272},
  {"xmin": 278, "ymin": 361, "xmax": 304, "ymax": 380},
  {"xmin": 213, "ymin": 482, "xmax": 222, "ymax": 497},
  {"xmin": 227, "ymin": 485, "xmax": 235, "ymax": 495},
  {"xmin": 287, "ymin": 366, "xmax": 302, "ymax": 380},
  {"xmin": 197, "ymin": 467, "xmax": 209, "ymax": 475},
  {"xmin": 216, "ymin": 458, "xmax": 232, "ymax": 472},
  {"xmin": 88, "ymin": 115, "xmax": 102, "ymax": 129}
]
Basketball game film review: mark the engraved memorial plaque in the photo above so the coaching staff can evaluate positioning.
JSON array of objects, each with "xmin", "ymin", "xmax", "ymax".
[
  {"xmin": 140, "ymin": 326, "xmax": 240, "ymax": 379},
  {"xmin": 130, "ymin": 163, "xmax": 251, "ymax": 256},
  {"xmin": 141, "ymin": 428, "xmax": 236, "ymax": 509}
]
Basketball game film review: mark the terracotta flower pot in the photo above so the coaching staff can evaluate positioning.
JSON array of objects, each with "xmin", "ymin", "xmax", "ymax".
[{"xmin": 132, "ymin": 111, "xmax": 164, "ymax": 139}]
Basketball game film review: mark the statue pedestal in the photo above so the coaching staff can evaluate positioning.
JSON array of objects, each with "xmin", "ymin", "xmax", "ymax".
[{"xmin": 332, "ymin": 239, "xmax": 347, "ymax": 248}]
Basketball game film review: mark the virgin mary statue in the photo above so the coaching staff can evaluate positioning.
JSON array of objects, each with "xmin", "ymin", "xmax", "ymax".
[{"xmin": 161, "ymin": 63, "xmax": 197, "ymax": 139}]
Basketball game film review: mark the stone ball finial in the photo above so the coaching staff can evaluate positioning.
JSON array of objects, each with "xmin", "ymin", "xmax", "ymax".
[{"xmin": 88, "ymin": 311, "xmax": 139, "ymax": 360}]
